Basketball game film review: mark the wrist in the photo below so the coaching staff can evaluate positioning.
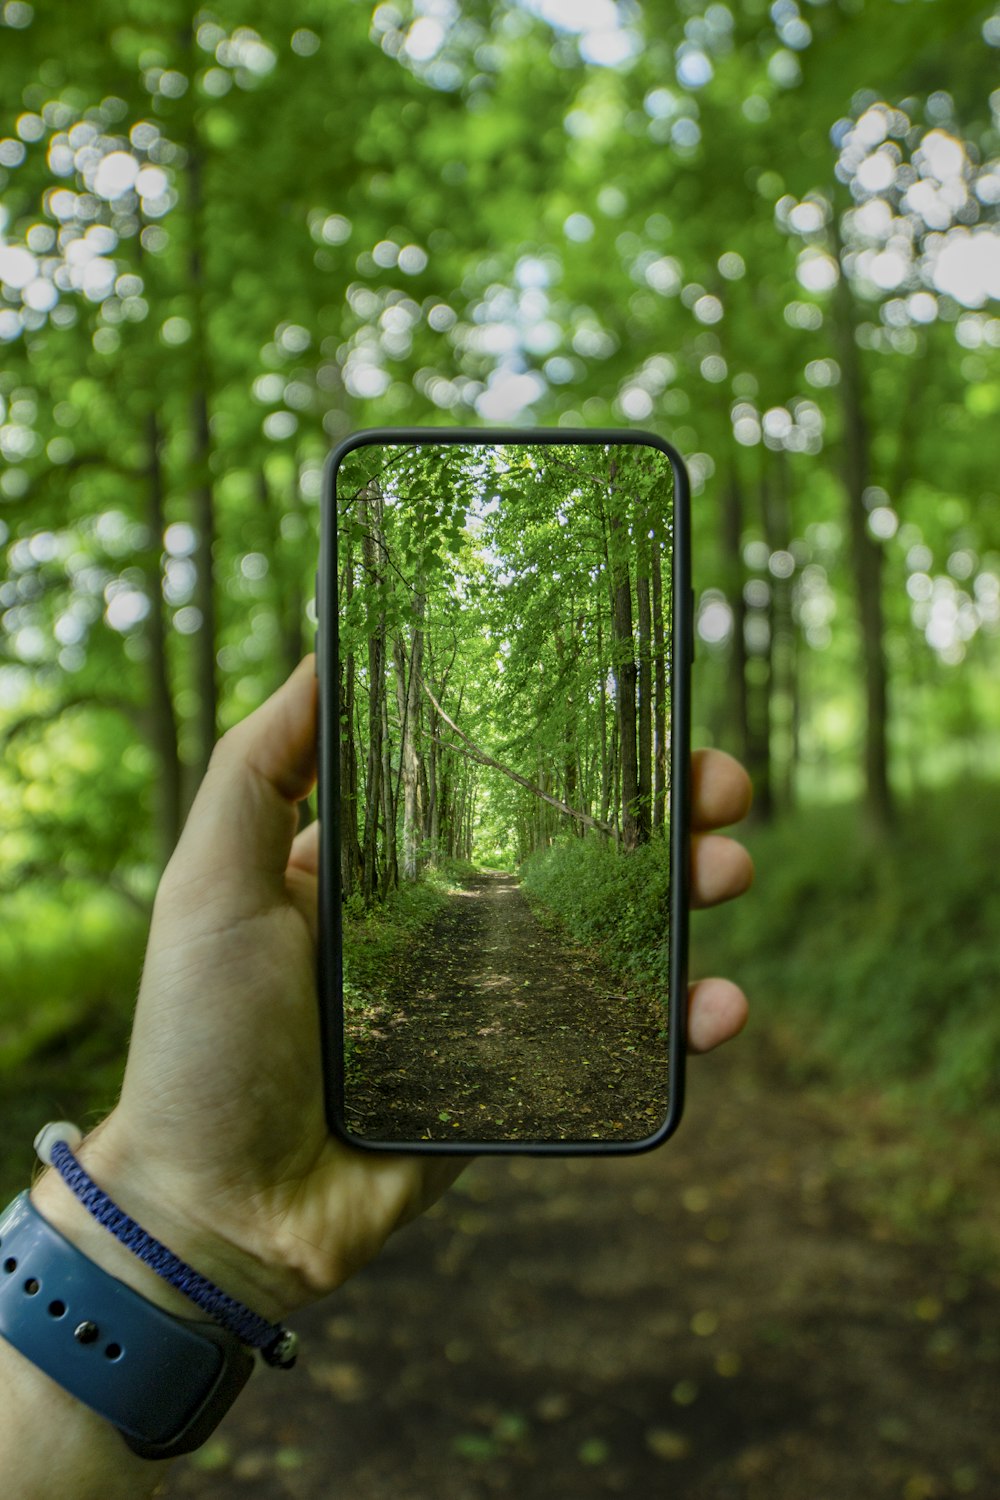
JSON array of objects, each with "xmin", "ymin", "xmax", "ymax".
[
  {"xmin": 1, "ymin": 1188, "xmax": 257, "ymax": 1465},
  {"xmin": 29, "ymin": 1166, "xmax": 196, "ymax": 1324},
  {"xmin": 31, "ymin": 1118, "xmax": 299, "ymax": 1327}
]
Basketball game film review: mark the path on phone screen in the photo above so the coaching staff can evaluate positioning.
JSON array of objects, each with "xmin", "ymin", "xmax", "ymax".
[
  {"xmin": 162, "ymin": 1023, "xmax": 1000, "ymax": 1500},
  {"xmin": 342, "ymin": 870, "xmax": 670, "ymax": 1144}
]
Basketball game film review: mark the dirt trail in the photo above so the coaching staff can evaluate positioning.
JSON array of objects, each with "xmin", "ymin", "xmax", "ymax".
[
  {"xmin": 344, "ymin": 872, "xmax": 669, "ymax": 1144},
  {"xmin": 162, "ymin": 1029, "xmax": 1000, "ymax": 1500}
]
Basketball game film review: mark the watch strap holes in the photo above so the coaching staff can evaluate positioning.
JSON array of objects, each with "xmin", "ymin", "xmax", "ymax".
[
  {"xmin": 3, "ymin": 1257, "xmax": 16, "ymax": 1273},
  {"xmin": 104, "ymin": 1342, "xmax": 123, "ymax": 1361},
  {"xmin": 23, "ymin": 1277, "xmax": 40, "ymax": 1294},
  {"xmin": 48, "ymin": 1298, "xmax": 66, "ymax": 1317}
]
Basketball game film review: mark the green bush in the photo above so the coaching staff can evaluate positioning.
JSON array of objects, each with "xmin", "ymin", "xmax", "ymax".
[
  {"xmin": 0, "ymin": 886, "xmax": 146, "ymax": 1076},
  {"xmin": 693, "ymin": 782, "xmax": 1000, "ymax": 1118},
  {"xmin": 520, "ymin": 786, "xmax": 1000, "ymax": 1122},
  {"xmin": 341, "ymin": 861, "xmax": 465, "ymax": 1005},
  {"xmin": 520, "ymin": 833, "xmax": 672, "ymax": 992},
  {"xmin": 0, "ymin": 886, "xmax": 147, "ymax": 1202}
]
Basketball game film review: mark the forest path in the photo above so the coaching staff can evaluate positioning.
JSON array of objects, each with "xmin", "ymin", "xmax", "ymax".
[
  {"xmin": 162, "ymin": 1029, "xmax": 1000, "ymax": 1500},
  {"xmin": 343, "ymin": 870, "xmax": 669, "ymax": 1144}
]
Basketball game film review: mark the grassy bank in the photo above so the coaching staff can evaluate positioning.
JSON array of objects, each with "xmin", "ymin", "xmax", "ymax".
[
  {"xmin": 520, "ymin": 786, "xmax": 1000, "ymax": 1122},
  {"xmin": 694, "ymin": 781, "xmax": 1000, "ymax": 1272},
  {"xmin": 693, "ymin": 781, "xmax": 1000, "ymax": 1122},
  {"xmin": 519, "ymin": 834, "xmax": 672, "ymax": 995},
  {"xmin": 520, "ymin": 789, "xmax": 1000, "ymax": 1269},
  {"xmin": 0, "ymin": 886, "xmax": 147, "ymax": 1202},
  {"xmin": 342, "ymin": 859, "xmax": 477, "ymax": 1016}
]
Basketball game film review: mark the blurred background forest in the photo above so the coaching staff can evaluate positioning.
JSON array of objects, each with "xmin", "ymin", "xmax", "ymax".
[{"xmin": 1, "ymin": 0, "xmax": 999, "ymax": 1494}]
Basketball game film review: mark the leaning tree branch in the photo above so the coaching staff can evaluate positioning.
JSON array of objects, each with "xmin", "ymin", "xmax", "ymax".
[{"xmin": 419, "ymin": 678, "xmax": 612, "ymax": 835}]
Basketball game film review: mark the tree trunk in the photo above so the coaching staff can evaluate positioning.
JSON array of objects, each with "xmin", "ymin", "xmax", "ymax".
[
  {"xmin": 380, "ymin": 687, "xmax": 398, "ymax": 896},
  {"xmin": 360, "ymin": 482, "xmax": 384, "ymax": 903},
  {"xmin": 438, "ymin": 753, "xmax": 451, "ymax": 860},
  {"xmin": 143, "ymin": 411, "xmax": 183, "ymax": 867},
  {"xmin": 636, "ymin": 523, "xmax": 653, "ymax": 842},
  {"xmin": 339, "ymin": 540, "xmax": 362, "ymax": 899},
  {"xmin": 419, "ymin": 748, "xmax": 431, "ymax": 842},
  {"xmin": 394, "ymin": 595, "xmax": 425, "ymax": 882},
  {"xmin": 255, "ymin": 468, "xmax": 310, "ymax": 829},
  {"xmin": 597, "ymin": 600, "xmax": 612, "ymax": 835},
  {"xmin": 651, "ymin": 537, "xmax": 667, "ymax": 832},
  {"xmin": 467, "ymin": 775, "xmax": 475, "ymax": 859},
  {"xmin": 455, "ymin": 777, "xmax": 468, "ymax": 861},
  {"xmin": 428, "ymin": 725, "xmax": 439, "ymax": 858},
  {"xmin": 185, "ymin": 139, "xmax": 218, "ymax": 791},
  {"xmin": 190, "ymin": 387, "xmax": 217, "ymax": 788},
  {"xmin": 720, "ymin": 466, "xmax": 750, "ymax": 768},
  {"xmin": 833, "ymin": 253, "xmax": 894, "ymax": 831},
  {"xmin": 339, "ymin": 656, "xmax": 362, "ymax": 899},
  {"xmin": 745, "ymin": 472, "xmax": 775, "ymax": 823},
  {"xmin": 762, "ymin": 452, "xmax": 795, "ymax": 814},
  {"xmin": 553, "ymin": 615, "xmax": 581, "ymax": 837},
  {"xmin": 607, "ymin": 465, "xmax": 641, "ymax": 851},
  {"xmin": 255, "ymin": 467, "xmax": 306, "ymax": 686}
]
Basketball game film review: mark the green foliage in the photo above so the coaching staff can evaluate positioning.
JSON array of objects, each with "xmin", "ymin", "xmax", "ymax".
[
  {"xmin": 341, "ymin": 860, "xmax": 469, "ymax": 1005},
  {"xmin": 0, "ymin": 0, "xmax": 996, "ymax": 1246},
  {"xmin": 0, "ymin": 887, "xmax": 145, "ymax": 1075},
  {"xmin": 0, "ymin": 887, "xmax": 145, "ymax": 1204},
  {"xmin": 693, "ymin": 783, "xmax": 1000, "ymax": 1118},
  {"xmin": 337, "ymin": 439, "xmax": 672, "ymax": 900},
  {"xmin": 520, "ymin": 833, "xmax": 672, "ymax": 995},
  {"xmin": 2, "ymin": 2, "xmax": 998, "ymax": 879}
]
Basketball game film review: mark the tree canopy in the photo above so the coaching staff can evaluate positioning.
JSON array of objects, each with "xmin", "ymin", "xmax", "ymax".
[
  {"xmin": 333, "ymin": 438, "xmax": 674, "ymax": 896},
  {"xmin": 1, "ymin": 0, "xmax": 997, "ymax": 896}
]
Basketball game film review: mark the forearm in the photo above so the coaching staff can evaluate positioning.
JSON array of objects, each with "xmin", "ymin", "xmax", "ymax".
[
  {"xmin": 0, "ymin": 1168, "xmax": 196, "ymax": 1499},
  {"xmin": 0, "ymin": 1334, "xmax": 167, "ymax": 1500},
  {"xmin": 0, "ymin": 1156, "xmax": 258, "ymax": 1500}
]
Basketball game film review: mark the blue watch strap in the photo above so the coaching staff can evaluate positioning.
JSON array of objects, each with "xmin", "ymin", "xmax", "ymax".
[{"xmin": 0, "ymin": 1193, "xmax": 254, "ymax": 1460}]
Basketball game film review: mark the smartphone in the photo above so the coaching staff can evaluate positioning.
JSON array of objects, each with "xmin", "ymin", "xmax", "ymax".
[{"xmin": 317, "ymin": 429, "xmax": 691, "ymax": 1154}]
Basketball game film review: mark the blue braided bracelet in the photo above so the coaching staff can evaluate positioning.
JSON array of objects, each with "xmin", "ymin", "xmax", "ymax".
[{"xmin": 34, "ymin": 1123, "xmax": 297, "ymax": 1370}]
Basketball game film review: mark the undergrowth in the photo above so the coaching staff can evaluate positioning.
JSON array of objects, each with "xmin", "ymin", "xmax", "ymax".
[
  {"xmin": 341, "ymin": 858, "xmax": 474, "ymax": 1007},
  {"xmin": 519, "ymin": 834, "xmax": 671, "ymax": 994},
  {"xmin": 521, "ymin": 788, "xmax": 1000, "ymax": 1266},
  {"xmin": 0, "ymin": 885, "xmax": 146, "ymax": 1202},
  {"xmin": 520, "ymin": 786, "xmax": 1000, "ymax": 1123},
  {"xmin": 0, "ymin": 887, "xmax": 145, "ymax": 1074},
  {"xmin": 692, "ymin": 780, "xmax": 1000, "ymax": 1121}
]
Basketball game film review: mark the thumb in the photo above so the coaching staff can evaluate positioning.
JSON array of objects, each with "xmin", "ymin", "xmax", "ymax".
[
  {"xmin": 164, "ymin": 657, "xmax": 318, "ymax": 906},
  {"xmin": 222, "ymin": 654, "xmax": 317, "ymax": 804}
]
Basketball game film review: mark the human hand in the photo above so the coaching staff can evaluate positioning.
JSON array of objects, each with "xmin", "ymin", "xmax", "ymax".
[{"xmin": 34, "ymin": 659, "xmax": 752, "ymax": 1325}]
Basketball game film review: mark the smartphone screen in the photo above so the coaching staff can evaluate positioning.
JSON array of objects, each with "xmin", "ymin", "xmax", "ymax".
[{"xmin": 318, "ymin": 430, "xmax": 691, "ymax": 1152}]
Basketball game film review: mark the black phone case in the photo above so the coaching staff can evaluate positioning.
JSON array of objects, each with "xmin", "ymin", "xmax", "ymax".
[{"xmin": 317, "ymin": 427, "xmax": 692, "ymax": 1155}]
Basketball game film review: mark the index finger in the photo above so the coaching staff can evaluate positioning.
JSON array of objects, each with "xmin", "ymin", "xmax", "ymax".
[{"xmin": 691, "ymin": 748, "xmax": 753, "ymax": 832}]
